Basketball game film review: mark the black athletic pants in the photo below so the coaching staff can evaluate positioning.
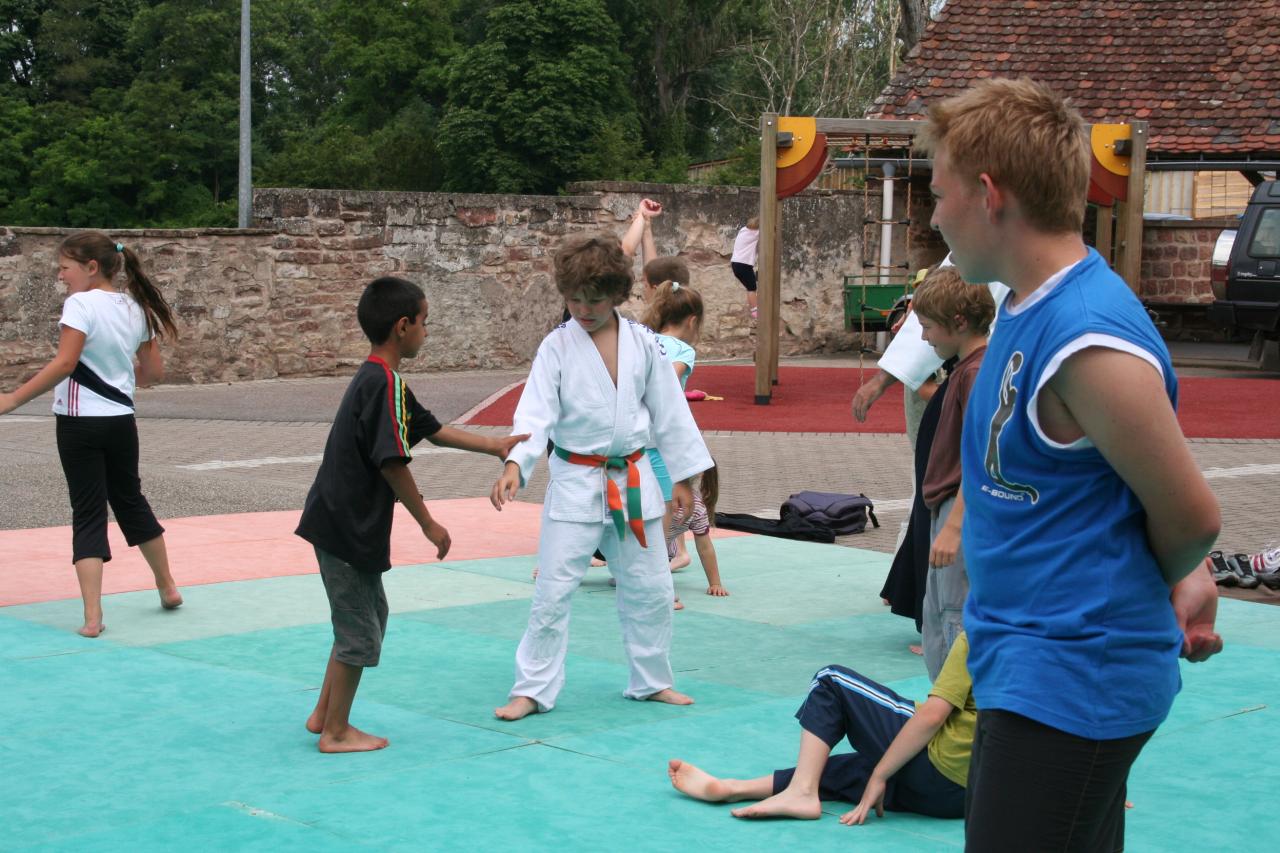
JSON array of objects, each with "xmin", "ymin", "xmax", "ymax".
[
  {"xmin": 965, "ymin": 710, "xmax": 1154, "ymax": 852},
  {"xmin": 772, "ymin": 665, "xmax": 965, "ymax": 817},
  {"xmin": 56, "ymin": 414, "xmax": 164, "ymax": 563}
]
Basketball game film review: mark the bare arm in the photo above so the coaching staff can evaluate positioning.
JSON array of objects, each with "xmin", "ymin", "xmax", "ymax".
[
  {"xmin": 692, "ymin": 533, "xmax": 727, "ymax": 595},
  {"xmin": 929, "ymin": 487, "xmax": 966, "ymax": 569},
  {"xmin": 0, "ymin": 326, "xmax": 86, "ymax": 414},
  {"xmin": 620, "ymin": 211, "xmax": 647, "ymax": 258},
  {"xmin": 842, "ymin": 696, "xmax": 953, "ymax": 825},
  {"xmin": 1048, "ymin": 348, "xmax": 1219, "ymax": 586},
  {"xmin": 851, "ymin": 369, "xmax": 898, "ymax": 422},
  {"xmin": 135, "ymin": 339, "xmax": 164, "ymax": 387},
  {"xmin": 380, "ymin": 460, "xmax": 450, "ymax": 559},
  {"xmin": 641, "ymin": 217, "xmax": 657, "ymax": 265},
  {"xmin": 429, "ymin": 425, "xmax": 528, "ymax": 459}
]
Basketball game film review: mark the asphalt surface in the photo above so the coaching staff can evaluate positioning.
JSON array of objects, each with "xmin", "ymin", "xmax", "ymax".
[{"xmin": 4, "ymin": 352, "xmax": 1278, "ymax": 603}]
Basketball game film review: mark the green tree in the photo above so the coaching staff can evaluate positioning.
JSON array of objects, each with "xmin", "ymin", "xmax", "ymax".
[
  {"xmin": 258, "ymin": 0, "xmax": 456, "ymax": 192},
  {"xmin": 0, "ymin": 86, "xmax": 36, "ymax": 212},
  {"xmin": 439, "ymin": 0, "xmax": 648, "ymax": 194},
  {"xmin": 31, "ymin": 0, "xmax": 141, "ymax": 104},
  {"xmin": 607, "ymin": 0, "xmax": 759, "ymax": 162}
]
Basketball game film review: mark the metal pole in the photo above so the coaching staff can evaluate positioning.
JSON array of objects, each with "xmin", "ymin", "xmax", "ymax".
[
  {"xmin": 877, "ymin": 163, "xmax": 896, "ymax": 351},
  {"xmin": 237, "ymin": 0, "xmax": 251, "ymax": 228}
]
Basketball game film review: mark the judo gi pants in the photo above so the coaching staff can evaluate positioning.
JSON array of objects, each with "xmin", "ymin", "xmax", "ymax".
[
  {"xmin": 511, "ymin": 513, "xmax": 672, "ymax": 711},
  {"xmin": 772, "ymin": 665, "xmax": 964, "ymax": 818}
]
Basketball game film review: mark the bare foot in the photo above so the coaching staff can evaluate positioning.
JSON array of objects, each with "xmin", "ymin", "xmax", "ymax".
[
  {"xmin": 908, "ymin": 644, "xmax": 923, "ymax": 656},
  {"xmin": 669, "ymin": 554, "xmax": 692, "ymax": 572},
  {"xmin": 494, "ymin": 696, "xmax": 539, "ymax": 720},
  {"xmin": 731, "ymin": 788, "xmax": 822, "ymax": 820},
  {"xmin": 590, "ymin": 557, "xmax": 607, "ymax": 567},
  {"xmin": 159, "ymin": 587, "xmax": 183, "ymax": 610},
  {"xmin": 317, "ymin": 725, "xmax": 389, "ymax": 753},
  {"xmin": 646, "ymin": 688, "xmax": 694, "ymax": 706},
  {"xmin": 305, "ymin": 710, "xmax": 324, "ymax": 734},
  {"xmin": 78, "ymin": 622, "xmax": 105, "ymax": 638},
  {"xmin": 668, "ymin": 759, "xmax": 738, "ymax": 802},
  {"xmin": 674, "ymin": 597, "xmax": 684, "ymax": 611}
]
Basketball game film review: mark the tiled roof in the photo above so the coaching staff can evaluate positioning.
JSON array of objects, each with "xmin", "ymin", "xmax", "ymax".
[{"xmin": 871, "ymin": 0, "xmax": 1280, "ymax": 156}]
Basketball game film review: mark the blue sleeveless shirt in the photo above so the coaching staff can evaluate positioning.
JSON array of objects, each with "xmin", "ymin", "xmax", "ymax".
[{"xmin": 960, "ymin": 249, "xmax": 1183, "ymax": 740}]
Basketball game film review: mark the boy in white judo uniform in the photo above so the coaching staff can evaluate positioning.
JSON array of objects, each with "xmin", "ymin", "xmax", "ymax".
[{"xmin": 491, "ymin": 234, "xmax": 713, "ymax": 720}]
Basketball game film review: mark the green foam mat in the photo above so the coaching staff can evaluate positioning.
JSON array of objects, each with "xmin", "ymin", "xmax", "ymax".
[{"xmin": 3, "ymin": 537, "xmax": 1278, "ymax": 850}]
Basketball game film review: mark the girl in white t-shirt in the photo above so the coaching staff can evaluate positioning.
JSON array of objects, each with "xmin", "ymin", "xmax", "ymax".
[
  {"xmin": 730, "ymin": 217, "xmax": 760, "ymax": 318},
  {"xmin": 0, "ymin": 231, "xmax": 182, "ymax": 636}
]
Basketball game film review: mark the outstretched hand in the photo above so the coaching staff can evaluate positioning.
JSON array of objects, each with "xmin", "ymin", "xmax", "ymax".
[
  {"xmin": 1173, "ymin": 561, "xmax": 1224, "ymax": 663},
  {"xmin": 493, "ymin": 433, "xmax": 531, "ymax": 460},
  {"xmin": 0, "ymin": 392, "xmax": 17, "ymax": 416}
]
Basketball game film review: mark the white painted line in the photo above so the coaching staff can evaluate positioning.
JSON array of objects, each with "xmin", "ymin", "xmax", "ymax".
[
  {"xmin": 454, "ymin": 379, "xmax": 525, "ymax": 425},
  {"xmin": 0, "ymin": 416, "xmax": 48, "ymax": 424},
  {"xmin": 179, "ymin": 448, "xmax": 467, "ymax": 470},
  {"xmin": 1202, "ymin": 463, "xmax": 1280, "ymax": 480},
  {"xmin": 177, "ymin": 455, "xmax": 324, "ymax": 471}
]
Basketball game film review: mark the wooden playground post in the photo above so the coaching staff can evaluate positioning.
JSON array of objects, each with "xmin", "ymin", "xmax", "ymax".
[
  {"xmin": 1114, "ymin": 120, "xmax": 1148, "ymax": 293},
  {"xmin": 755, "ymin": 113, "xmax": 780, "ymax": 403}
]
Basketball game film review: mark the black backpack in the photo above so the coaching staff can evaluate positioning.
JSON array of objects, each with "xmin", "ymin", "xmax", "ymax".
[{"xmin": 780, "ymin": 491, "xmax": 879, "ymax": 536}]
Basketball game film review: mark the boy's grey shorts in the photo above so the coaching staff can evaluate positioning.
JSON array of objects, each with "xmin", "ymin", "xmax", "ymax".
[{"xmin": 315, "ymin": 546, "xmax": 389, "ymax": 667}]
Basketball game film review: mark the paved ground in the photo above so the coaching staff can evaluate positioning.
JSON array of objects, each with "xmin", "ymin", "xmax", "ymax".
[{"xmin": 5, "ymin": 353, "xmax": 1278, "ymax": 596}]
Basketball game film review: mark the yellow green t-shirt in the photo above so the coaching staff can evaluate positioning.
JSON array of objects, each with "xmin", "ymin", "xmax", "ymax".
[{"xmin": 922, "ymin": 632, "xmax": 977, "ymax": 787}]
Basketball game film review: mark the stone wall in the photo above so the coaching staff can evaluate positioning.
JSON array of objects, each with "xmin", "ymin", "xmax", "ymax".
[
  {"xmin": 0, "ymin": 227, "xmax": 280, "ymax": 385},
  {"xmin": 1, "ymin": 182, "xmax": 879, "ymax": 386}
]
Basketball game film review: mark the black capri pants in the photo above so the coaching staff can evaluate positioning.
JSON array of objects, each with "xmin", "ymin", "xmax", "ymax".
[
  {"xmin": 56, "ymin": 414, "xmax": 165, "ymax": 563},
  {"xmin": 965, "ymin": 709, "xmax": 1154, "ymax": 852},
  {"xmin": 731, "ymin": 262, "xmax": 758, "ymax": 292}
]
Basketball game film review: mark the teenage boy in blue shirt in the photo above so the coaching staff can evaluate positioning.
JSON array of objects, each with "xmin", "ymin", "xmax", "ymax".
[{"xmin": 919, "ymin": 78, "xmax": 1223, "ymax": 851}]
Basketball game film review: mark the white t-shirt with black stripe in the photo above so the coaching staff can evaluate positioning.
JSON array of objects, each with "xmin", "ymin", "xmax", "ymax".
[{"xmin": 52, "ymin": 289, "xmax": 152, "ymax": 417}]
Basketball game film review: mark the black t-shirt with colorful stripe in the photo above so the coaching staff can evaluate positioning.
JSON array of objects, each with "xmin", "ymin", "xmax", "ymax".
[{"xmin": 296, "ymin": 356, "xmax": 442, "ymax": 572}]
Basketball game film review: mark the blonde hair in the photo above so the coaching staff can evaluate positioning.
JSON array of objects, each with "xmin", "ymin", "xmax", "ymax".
[
  {"xmin": 644, "ymin": 281, "xmax": 704, "ymax": 332},
  {"xmin": 917, "ymin": 77, "xmax": 1090, "ymax": 234},
  {"xmin": 912, "ymin": 267, "xmax": 995, "ymax": 335}
]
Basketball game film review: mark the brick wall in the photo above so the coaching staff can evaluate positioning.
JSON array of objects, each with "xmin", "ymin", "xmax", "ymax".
[
  {"xmin": 1139, "ymin": 218, "xmax": 1237, "ymax": 304},
  {"xmin": 1, "ymin": 182, "xmax": 882, "ymax": 386}
]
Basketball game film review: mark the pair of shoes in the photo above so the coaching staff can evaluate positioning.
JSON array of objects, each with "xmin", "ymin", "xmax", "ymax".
[
  {"xmin": 1208, "ymin": 550, "xmax": 1261, "ymax": 589},
  {"xmin": 1249, "ymin": 547, "xmax": 1280, "ymax": 589}
]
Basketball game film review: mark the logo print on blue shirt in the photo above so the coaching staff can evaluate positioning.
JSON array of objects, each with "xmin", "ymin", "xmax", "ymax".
[{"xmin": 983, "ymin": 352, "xmax": 1040, "ymax": 504}]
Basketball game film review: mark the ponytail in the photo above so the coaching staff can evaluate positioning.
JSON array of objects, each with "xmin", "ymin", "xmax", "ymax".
[
  {"xmin": 59, "ymin": 231, "xmax": 177, "ymax": 340},
  {"xmin": 120, "ymin": 246, "xmax": 177, "ymax": 340},
  {"xmin": 643, "ymin": 280, "xmax": 704, "ymax": 333}
]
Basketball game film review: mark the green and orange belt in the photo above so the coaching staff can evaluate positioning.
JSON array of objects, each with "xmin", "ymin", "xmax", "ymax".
[{"xmin": 553, "ymin": 445, "xmax": 647, "ymax": 547}]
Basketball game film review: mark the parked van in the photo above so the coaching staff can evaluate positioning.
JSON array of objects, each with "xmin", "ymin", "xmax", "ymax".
[{"xmin": 1209, "ymin": 180, "xmax": 1280, "ymax": 340}]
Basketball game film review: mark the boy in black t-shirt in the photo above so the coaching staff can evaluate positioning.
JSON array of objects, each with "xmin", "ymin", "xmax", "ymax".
[{"xmin": 296, "ymin": 277, "xmax": 526, "ymax": 753}]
